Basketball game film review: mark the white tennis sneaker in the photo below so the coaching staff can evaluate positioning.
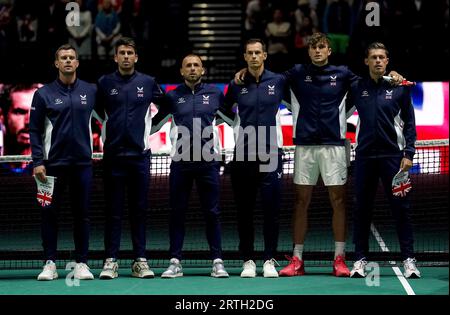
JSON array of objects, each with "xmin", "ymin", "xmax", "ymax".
[
  {"xmin": 403, "ymin": 258, "xmax": 421, "ymax": 278},
  {"xmin": 74, "ymin": 262, "xmax": 94, "ymax": 280},
  {"xmin": 131, "ymin": 258, "xmax": 154, "ymax": 278},
  {"xmin": 161, "ymin": 258, "xmax": 183, "ymax": 278},
  {"xmin": 240, "ymin": 260, "xmax": 256, "ymax": 278},
  {"xmin": 37, "ymin": 260, "xmax": 58, "ymax": 281},
  {"xmin": 263, "ymin": 259, "xmax": 279, "ymax": 278},
  {"xmin": 211, "ymin": 258, "xmax": 229, "ymax": 278},
  {"xmin": 350, "ymin": 259, "xmax": 368, "ymax": 278},
  {"xmin": 99, "ymin": 258, "xmax": 119, "ymax": 279}
]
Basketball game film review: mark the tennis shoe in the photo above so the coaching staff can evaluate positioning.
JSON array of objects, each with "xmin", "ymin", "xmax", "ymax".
[
  {"xmin": 37, "ymin": 260, "xmax": 58, "ymax": 281},
  {"xmin": 131, "ymin": 258, "xmax": 154, "ymax": 278},
  {"xmin": 211, "ymin": 258, "xmax": 229, "ymax": 278},
  {"xmin": 99, "ymin": 258, "xmax": 119, "ymax": 279},
  {"xmin": 161, "ymin": 258, "xmax": 183, "ymax": 278},
  {"xmin": 279, "ymin": 255, "xmax": 305, "ymax": 276},
  {"xmin": 403, "ymin": 258, "xmax": 421, "ymax": 278},
  {"xmin": 333, "ymin": 255, "xmax": 350, "ymax": 277}
]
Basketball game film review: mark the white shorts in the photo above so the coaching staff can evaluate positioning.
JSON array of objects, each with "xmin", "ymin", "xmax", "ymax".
[{"xmin": 293, "ymin": 145, "xmax": 347, "ymax": 186}]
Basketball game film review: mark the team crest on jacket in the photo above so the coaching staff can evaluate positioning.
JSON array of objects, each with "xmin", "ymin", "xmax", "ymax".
[
  {"xmin": 330, "ymin": 75, "xmax": 337, "ymax": 86},
  {"xmin": 385, "ymin": 90, "xmax": 393, "ymax": 99},
  {"xmin": 54, "ymin": 98, "xmax": 63, "ymax": 105},
  {"xmin": 202, "ymin": 95, "xmax": 210, "ymax": 105},
  {"xmin": 268, "ymin": 85, "xmax": 275, "ymax": 95},
  {"xmin": 304, "ymin": 76, "xmax": 312, "ymax": 82},
  {"xmin": 110, "ymin": 88, "xmax": 119, "ymax": 95},
  {"xmin": 240, "ymin": 87, "xmax": 248, "ymax": 95},
  {"xmin": 137, "ymin": 86, "xmax": 144, "ymax": 97},
  {"xmin": 361, "ymin": 90, "xmax": 369, "ymax": 97},
  {"xmin": 177, "ymin": 97, "xmax": 186, "ymax": 104},
  {"xmin": 80, "ymin": 94, "xmax": 87, "ymax": 105}
]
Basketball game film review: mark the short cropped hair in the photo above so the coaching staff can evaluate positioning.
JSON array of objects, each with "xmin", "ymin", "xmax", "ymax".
[
  {"xmin": 54, "ymin": 44, "xmax": 78, "ymax": 60},
  {"xmin": 365, "ymin": 42, "xmax": 389, "ymax": 58},
  {"xmin": 114, "ymin": 37, "xmax": 137, "ymax": 54},
  {"xmin": 244, "ymin": 38, "xmax": 267, "ymax": 53}
]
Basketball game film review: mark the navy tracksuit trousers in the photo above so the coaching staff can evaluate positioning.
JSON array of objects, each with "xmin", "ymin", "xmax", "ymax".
[
  {"xmin": 169, "ymin": 161, "xmax": 222, "ymax": 260},
  {"xmin": 41, "ymin": 164, "xmax": 92, "ymax": 263},
  {"xmin": 103, "ymin": 155, "xmax": 150, "ymax": 259},
  {"xmin": 230, "ymin": 154, "xmax": 282, "ymax": 262},
  {"xmin": 353, "ymin": 155, "xmax": 414, "ymax": 261}
]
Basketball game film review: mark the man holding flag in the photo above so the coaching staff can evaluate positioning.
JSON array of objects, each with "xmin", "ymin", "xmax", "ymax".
[{"xmin": 346, "ymin": 42, "xmax": 420, "ymax": 279}]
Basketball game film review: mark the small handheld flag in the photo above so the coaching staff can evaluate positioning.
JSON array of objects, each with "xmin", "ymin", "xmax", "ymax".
[
  {"xmin": 382, "ymin": 76, "xmax": 416, "ymax": 86},
  {"xmin": 34, "ymin": 175, "xmax": 56, "ymax": 207},
  {"xmin": 392, "ymin": 170, "xmax": 412, "ymax": 197}
]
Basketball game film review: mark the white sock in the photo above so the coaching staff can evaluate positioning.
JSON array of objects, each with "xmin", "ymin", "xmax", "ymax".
[
  {"xmin": 334, "ymin": 242, "xmax": 346, "ymax": 259},
  {"xmin": 293, "ymin": 244, "xmax": 304, "ymax": 260}
]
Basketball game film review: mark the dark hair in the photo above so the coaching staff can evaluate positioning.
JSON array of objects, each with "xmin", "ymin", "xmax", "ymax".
[
  {"xmin": 307, "ymin": 32, "xmax": 331, "ymax": 48},
  {"xmin": 54, "ymin": 44, "xmax": 78, "ymax": 60},
  {"xmin": 244, "ymin": 38, "xmax": 267, "ymax": 53},
  {"xmin": 114, "ymin": 37, "xmax": 137, "ymax": 54},
  {"xmin": 365, "ymin": 42, "xmax": 389, "ymax": 58}
]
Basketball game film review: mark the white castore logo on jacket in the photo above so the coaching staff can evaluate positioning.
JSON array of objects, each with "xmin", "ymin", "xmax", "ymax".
[
  {"xmin": 202, "ymin": 95, "xmax": 210, "ymax": 105},
  {"xmin": 268, "ymin": 85, "xmax": 275, "ymax": 95},
  {"xmin": 80, "ymin": 94, "xmax": 87, "ymax": 105},
  {"xmin": 137, "ymin": 87, "xmax": 144, "ymax": 98},
  {"xmin": 330, "ymin": 75, "xmax": 337, "ymax": 86},
  {"xmin": 385, "ymin": 90, "xmax": 393, "ymax": 99}
]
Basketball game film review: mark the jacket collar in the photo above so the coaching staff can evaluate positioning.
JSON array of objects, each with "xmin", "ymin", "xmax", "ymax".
[
  {"xmin": 55, "ymin": 77, "xmax": 79, "ymax": 91},
  {"xmin": 114, "ymin": 70, "xmax": 138, "ymax": 81}
]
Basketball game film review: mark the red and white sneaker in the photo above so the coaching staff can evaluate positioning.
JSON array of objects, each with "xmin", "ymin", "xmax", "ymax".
[
  {"xmin": 279, "ymin": 255, "xmax": 305, "ymax": 277},
  {"xmin": 333, "ymin": 255, "xmax": 350, "ymax": 277}
]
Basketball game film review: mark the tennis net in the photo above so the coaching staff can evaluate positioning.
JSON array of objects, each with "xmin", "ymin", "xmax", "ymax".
[{"xmin": 0, "ymin": 139, "xmax": 448, "ymax": 269}]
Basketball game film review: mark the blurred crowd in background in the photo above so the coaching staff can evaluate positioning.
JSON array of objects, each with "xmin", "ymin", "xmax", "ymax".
[
  {"xmin": 0, "ymin": 0, "xmax": 449, "ymax": 166},
  {"xmin": 0, "ymin": 0, "xmax": 448, "ymax": 83}
]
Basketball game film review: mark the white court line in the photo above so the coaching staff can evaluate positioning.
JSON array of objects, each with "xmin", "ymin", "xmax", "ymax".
[{"xmin": 370, "ymin": 223, "xmax": 416, "ymax": 295}]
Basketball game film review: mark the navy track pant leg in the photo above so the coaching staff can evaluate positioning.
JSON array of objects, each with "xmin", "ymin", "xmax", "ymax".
[
  {"xmin": 168, "ymin": 163, "xmax": 194, "ymax": 260},
  {"xmin": 195, "ymin": 163, "xmax": 222, "ymax": 260},
  {"xmin": 379, "ymin": 157, "xmax": 414, "ymax": 260},
  {"xmin": 353, "ymin": 158, "xmax": 379, "ymax": 261},
  {"xmin": 231, "ymin": 161, "xmax": 258, "ymax": 261}
]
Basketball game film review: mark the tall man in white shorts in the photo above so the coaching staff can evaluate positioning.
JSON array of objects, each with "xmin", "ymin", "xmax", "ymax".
[{"xmin": 278, "ymin": 33, "xmax": 403, "ymax": 277}]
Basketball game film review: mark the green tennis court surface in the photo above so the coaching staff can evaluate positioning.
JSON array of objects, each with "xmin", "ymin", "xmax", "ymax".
[{"xmin": 0, "ymin": 266, "xmax": 447, "ymax": 295}]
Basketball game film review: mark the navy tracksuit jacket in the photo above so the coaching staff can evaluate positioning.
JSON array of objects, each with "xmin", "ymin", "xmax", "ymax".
[
  {"xmin": 96, "ymin": 70, "xmax": 164, "ymax": 259},
  {"xmin": 152, "ymin": 83, "xmax": 224, "ymax": 260},
  {"xmin": 30, "ymin": 78, "xmax": 97, "ymax": 263},
  {"xmin": 349, "ymin": 77, "xmax": 417, "ymax": 260},
  {"xmin": 221, "ymin": 69, "xmax": 288, "ymax": 261},
  {"xmin": 285, "ymin": 63, "xmax": 359, "ymax": 146}
]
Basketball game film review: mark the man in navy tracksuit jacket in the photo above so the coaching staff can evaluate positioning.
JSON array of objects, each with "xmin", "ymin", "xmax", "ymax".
[
  {"xmin": 151, "ymin": 54, "xmax": 229, "ymax": 278},
  {"xmin": 220, "ymin": 39, "xmax": 289, "ymax": 278},
  {"xmin": 347, "ymin": 42, "xmax": 420, "ymax": 279},
  {"xmin": 96, "ymin": 38, "xmax": 164, "ymax": 279},
  {"xmin": 30, "ymin": 44, "xmax": 97, "ymax": 281},
  {"xmin": 277, "ymin": 32, "xmax": 360, "ymax": 277}
]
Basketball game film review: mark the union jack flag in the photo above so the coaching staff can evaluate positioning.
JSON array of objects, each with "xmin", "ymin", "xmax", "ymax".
[
  {"xmin": 392, "ymin": 178, "xmax": 412, "ymax": 197},
  {"xmin": 37, "ymin": 191, "xmax": 53, "ymax": 207}
]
